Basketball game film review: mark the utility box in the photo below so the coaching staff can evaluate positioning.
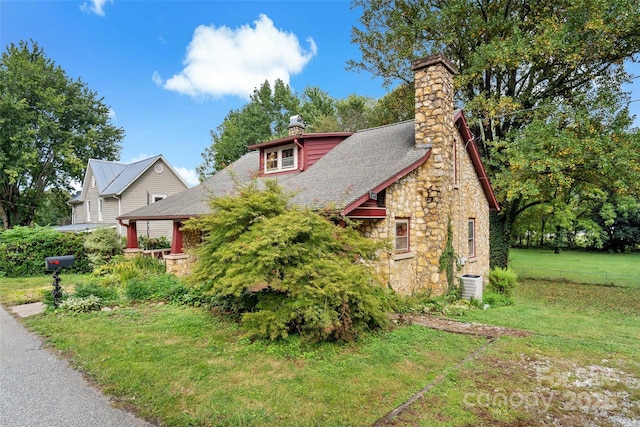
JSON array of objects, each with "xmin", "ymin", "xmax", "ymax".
[
  {"xmin": 45, "ymin": 255, "xmax": 75, "ymax": 270},
  {"xmin": 461, "ymin": 274, "xmax": 483, "ymax": 301}
]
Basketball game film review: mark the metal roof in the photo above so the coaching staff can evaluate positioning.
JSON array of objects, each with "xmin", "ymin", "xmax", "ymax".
[
  {"xmin": 54, "ymin": 223, "xmax": 116, "ymax": 233},
  {"xmin": 95, "ymin": 156, "xmax": 161, "ymax": 196}
]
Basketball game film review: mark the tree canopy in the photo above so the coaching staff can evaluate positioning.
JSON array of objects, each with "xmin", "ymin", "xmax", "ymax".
[
  {"xmin": 0, "ymin": 40, "xmax": 123, "ymax": 229},
  {"xmin": 197, "ymin": 79, "xmax": 300, "ymax": 180},
  {"xmin": 350, "ymin": 0, "xmax": 640, "ymax": 262},
  {"xmin": 196, "ymin": 79, "xmax": 388, "ymax": 179}
]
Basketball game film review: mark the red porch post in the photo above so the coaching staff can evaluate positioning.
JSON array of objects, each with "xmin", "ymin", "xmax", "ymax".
[
  {"xmin": 126, "ymin": 221, "xmax": 138, "ymax": 249},
  {"xmin": 171, "ymin": 221, "xmax": 184, "ymax": 254}
]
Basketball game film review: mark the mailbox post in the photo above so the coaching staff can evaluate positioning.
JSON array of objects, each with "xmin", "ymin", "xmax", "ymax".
[{"xmin": 45, "ymin": 255, "xmax": 75, "ymax": 308}]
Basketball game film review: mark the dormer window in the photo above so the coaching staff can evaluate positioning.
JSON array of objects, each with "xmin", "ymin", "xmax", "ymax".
[{"xmin": 264, "ymin": 144, "xmax": 297, "ymax": 174}]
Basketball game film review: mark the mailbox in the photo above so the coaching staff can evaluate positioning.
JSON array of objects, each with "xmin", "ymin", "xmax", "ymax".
[{"xmin": 45, "ymin": 255, "xmax": 75, "ymax": 270}]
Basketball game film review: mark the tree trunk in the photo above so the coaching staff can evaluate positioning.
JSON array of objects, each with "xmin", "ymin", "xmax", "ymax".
[{"xmin": 0, "ymin": 202, "xmax": 10, "ymax": 230}]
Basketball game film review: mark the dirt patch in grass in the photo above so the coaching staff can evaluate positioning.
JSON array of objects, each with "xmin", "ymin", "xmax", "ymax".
[{"xmin": 389, "ymin": 313, "xmax": 533, "ymax": 338}]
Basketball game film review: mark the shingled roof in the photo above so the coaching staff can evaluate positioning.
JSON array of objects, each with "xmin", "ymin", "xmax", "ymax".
[
  {"xmin": 285, "ymin": 119, "xmax": 427, "ymax": 214},
  {"xmin": 119, "ymin": 111, "xmax": 498, "ymax": 222},
  {"xmin": 119, "ymin": 119, "xmax": 428, "ymax": 221}
]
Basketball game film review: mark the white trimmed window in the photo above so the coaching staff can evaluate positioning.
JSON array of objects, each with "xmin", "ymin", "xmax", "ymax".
[
  {"xmin": 98, "ymin": 198, "xmax": 103, "ymax": 222},
  {"xmin": 395, "ymin": 218, "xmax": 410, "ymax": 253},
  {"xmin": 468, "ymin": 218, "xmax": 476, "ymax": 258},
  {"xmin": 86, "ymin": 201, "xmax": 91, "ymax": 222},
  {"xmin": 151, "ymin": 194, "xmax": 166, "ymax": 203},
  {"xmin": 264, "ymin": 144, "xmax": 297, "ymax": 173}
]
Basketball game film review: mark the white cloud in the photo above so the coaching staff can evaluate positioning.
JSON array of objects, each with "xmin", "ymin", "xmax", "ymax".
[
  {"xmin": 161, "ymin": 14, "xmax": 317, "ymax": 99},
  {"xmin": 174, "ymin": 167, "xmax": 200, "ymax": 187},
  {"xmin": 108, "ymin": 108, "xmax": 117, "ymax": 120},
  {"xmin": 151, "ymin": 71, "xmax": 162, "ymax": 86},
  {"xmin": 80, "ymin": 0, "xmax": 113, "ymax": 16}
]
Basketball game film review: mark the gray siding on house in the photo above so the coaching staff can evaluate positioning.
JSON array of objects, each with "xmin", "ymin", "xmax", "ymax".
[
  {"xmin": 119, "ymin": 159, "xmax": 187, "ymax": 239},
  {"xmin": 69, "ymin": 156, "xmax": 188, "ymax": 240}
]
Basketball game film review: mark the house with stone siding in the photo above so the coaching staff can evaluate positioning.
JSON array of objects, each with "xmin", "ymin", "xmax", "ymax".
[{"xmin": 117, "ymin": 54, "xmax": 499, "ymax": 295}]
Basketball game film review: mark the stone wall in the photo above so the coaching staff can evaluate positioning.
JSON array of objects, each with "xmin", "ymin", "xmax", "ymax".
[
  {"xmin": 451, "ymin": 132, "xmax": 491, "ymax": 283},
  {"xmin": 164, "ymin": 254, "xmax": 193, "ymax": 277}
]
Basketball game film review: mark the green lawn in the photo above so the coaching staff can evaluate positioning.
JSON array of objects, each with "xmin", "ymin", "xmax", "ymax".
[
  {"xmin": 2, "ymin": 252, "xmax": 639, "ymax": 426},
  {"xmin": 0, "ymin": 273, "xmax": 88, "ymax": 306},
  {"xmin": 510, "ymin": 248, "xmax": 640, "ymax": 287},
  {"xmin": 11, "ymin": 277, "xmax": 638, "ymax": 426}
]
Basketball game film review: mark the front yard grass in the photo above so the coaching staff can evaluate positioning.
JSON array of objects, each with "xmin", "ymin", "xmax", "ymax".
[
  {"xmin": 24, "ymin": 305, "xmax": 485, "ymax": 426},
  {"xmin": 4, "ymin": 274, "xmax": 639, "ymax": 426},
  {"xmin": 0, "ymin": 273, "xmax": 88, "ymax": 306},
  {"xmin": 392, "ymin": 279, "xmax": 640, "ymax": 426}
]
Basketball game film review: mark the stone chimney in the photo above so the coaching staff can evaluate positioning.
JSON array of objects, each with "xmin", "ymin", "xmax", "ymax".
[
  {"xmin": 287, "ymin": 114, "xmax": 305, "ymax": 136},
  {"xmin": 412, "ymin": 54, "xmax": 457, "ymax": 152},
  {"xmin": 411, "ymin": 54, "xmax": 458, "ymax": 295}
]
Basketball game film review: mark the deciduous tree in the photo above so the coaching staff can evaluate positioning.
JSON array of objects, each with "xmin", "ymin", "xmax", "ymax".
[
  {"xmin": 349, "ymin": 0, "xmax": 640, "ymax": 265},
  {"xmin": 0, "ymin": 40, "xmax": 123, "ymax": 229},
  {"xmin": 197, "ymin": 79, "xmax": 300, "ymax": 179}
]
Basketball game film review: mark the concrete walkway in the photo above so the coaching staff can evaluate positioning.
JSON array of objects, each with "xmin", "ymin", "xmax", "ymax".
[
  {"xmin": 10, "ymin": 302, "xmax": 46, "ymax": 318},
  {"xmin": 0, "ymin": 305, "xmax": 155, "ymax": 427}
]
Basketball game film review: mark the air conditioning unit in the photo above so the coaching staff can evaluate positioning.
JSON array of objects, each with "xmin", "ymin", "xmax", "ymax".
[{"xmin": 461, "ymin": 274, "xmax": 483, "ymax": 301}]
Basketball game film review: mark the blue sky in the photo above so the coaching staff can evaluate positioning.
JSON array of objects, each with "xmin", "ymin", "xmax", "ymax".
[{"xmin": 2, "ymin": 1, "xmax": 639, "ymax": 187}]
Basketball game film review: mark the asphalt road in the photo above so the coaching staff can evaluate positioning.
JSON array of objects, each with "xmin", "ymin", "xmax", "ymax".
[{"xmin": 0, "ymin": 306, "xmax": 154, "ymax": 427}]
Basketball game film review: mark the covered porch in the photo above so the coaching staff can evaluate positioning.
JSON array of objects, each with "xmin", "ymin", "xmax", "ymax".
[{"xmin": 119, "ymin": 217, "xmax": 193, "ymax": 276}]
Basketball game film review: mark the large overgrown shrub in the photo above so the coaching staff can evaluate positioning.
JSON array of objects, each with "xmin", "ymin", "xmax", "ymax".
[
  {"xmin": 183, "ymin": 179, "xmax": 390, "ymax": 342},
  {"xmin": 0, "ymin": 226, "xmax": 90, "ymax": 277},
  {"xmin": 84, "ymin": 227, "xmax": 123, "ymax": 269}
]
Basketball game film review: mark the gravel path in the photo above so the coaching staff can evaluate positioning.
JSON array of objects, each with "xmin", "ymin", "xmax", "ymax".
[{"xmin": 0, "ymin": 306, "xmax": 154, "ymax": 427}]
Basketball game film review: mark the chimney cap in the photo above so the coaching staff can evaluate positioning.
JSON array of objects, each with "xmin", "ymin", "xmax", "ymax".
[
  {"xmin": 288, "ymin": 114, "xmax": 305, "ymax": 129},
  {"xmin": 412, "ymin": 53, "xmax": 457, "ymax": 75}
]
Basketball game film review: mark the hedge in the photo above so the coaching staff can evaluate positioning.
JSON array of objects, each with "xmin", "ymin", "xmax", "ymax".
[{"xmin": 0, "ymin": 226, "xmax": 91, "ymax": 277}]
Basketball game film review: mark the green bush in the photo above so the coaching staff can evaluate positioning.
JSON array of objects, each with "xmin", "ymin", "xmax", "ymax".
[
  {"xmin": 138, "ymin": 235, "xmax": 171, "ymax": 250},
  {"xmin": 59, "ymin": 295, "xmax": 103, "ymax": 312},
  {"xmin": 487, "ymin": 267, "xmax": 518, "ymax": 297},
  {"xmin": 84, "ymin": 227, "xmax": 123, "ymax": 269},
  {"xmin": 389, "ymin": 291, "xmax": 477, "ymax": 316},
  {"xmin": 483, "ymin": 291, "xmax": 513, "ymax": 307},
  {"xmin": 125, "ymin": 274, "xmax": 185, "ymax": 302},
  {"xmin": 184, "ymin": 179, "xmax": 390, "ymax": 342},
  {"xmin": 92, "ymin": 255, "xmax": 165, "ymax": 287},
  {"xmin": 125, "ymin": 279, "xmax": 154, "ymax": 301},
  {"xmin": 74, "ymin": 282, "xmax": 120, "ymax": 304},
  {"xmin": 0, "ymin": 226, "xmax": 90, "ymax": 277}
]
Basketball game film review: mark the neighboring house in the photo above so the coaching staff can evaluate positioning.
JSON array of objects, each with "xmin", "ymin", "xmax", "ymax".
[
  {"xmin": 118, "ymin": 54, "xmax": 499, "ymax": 295},
  {"xmin": 61, "ymin": 155, "xmax": 189, "ymax": 240}
]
